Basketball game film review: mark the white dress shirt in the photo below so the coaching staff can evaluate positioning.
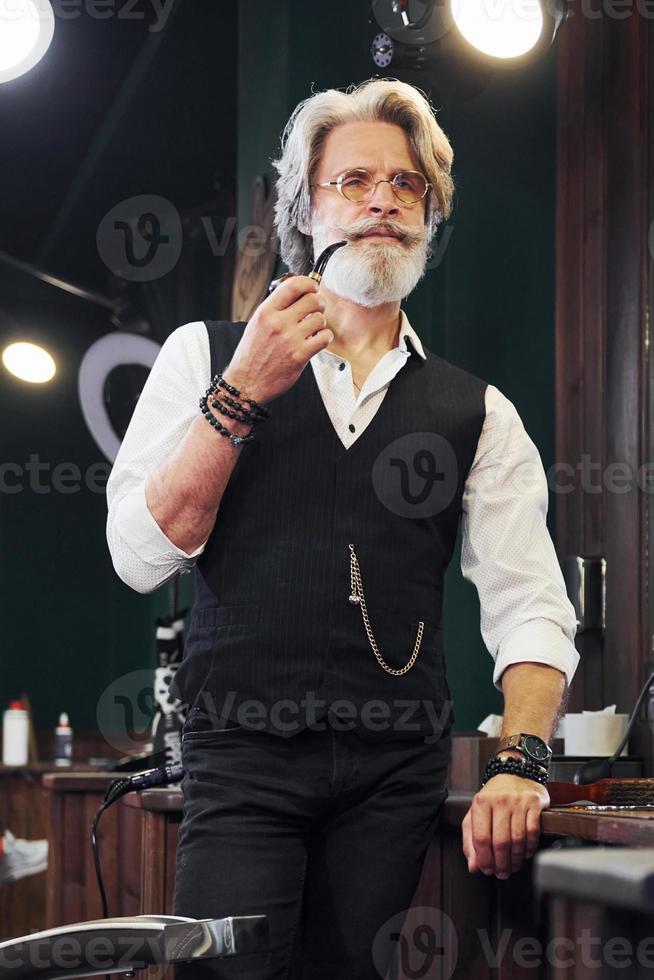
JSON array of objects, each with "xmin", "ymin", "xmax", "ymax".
[{"xmin": 106, "ymin": 311, "xmax": 579, "ymax": 691}]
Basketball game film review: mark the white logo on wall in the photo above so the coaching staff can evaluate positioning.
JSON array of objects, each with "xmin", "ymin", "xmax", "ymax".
[{"xmin": 78, "ymin": 333, "xmax": 161, "ymax": 462}]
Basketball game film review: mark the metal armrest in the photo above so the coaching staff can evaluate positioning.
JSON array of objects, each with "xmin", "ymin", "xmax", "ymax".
[{"xmin": 0, "ymin": 913, "xmax": 268, "ymax": 979}]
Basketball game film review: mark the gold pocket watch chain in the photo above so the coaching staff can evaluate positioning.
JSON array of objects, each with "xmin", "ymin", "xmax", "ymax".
[{"xmin": 348, "ymin": 543, "xmax": 424, "ymax": 676}]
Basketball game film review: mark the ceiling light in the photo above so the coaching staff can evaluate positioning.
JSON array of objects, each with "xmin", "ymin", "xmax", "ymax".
[
  {"xmin": 2, "ymin": 341, "xmax": 56, "ymax": 383},
  {"xmin": 0, "ymin": 0, "xmax": 55, "ymax": 84},
  {"xmin": 372, "ymin": 0, "xmax": 570, "ymax": 69},
  {"xmin": 451, "ymin": 0, "xmax": 543, "ymax": 59}
]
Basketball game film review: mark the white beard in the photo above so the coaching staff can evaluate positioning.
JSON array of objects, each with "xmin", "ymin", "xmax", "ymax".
[{"xmin": 310, "ymin": 217, "xmax": 430, "ymax": 308}]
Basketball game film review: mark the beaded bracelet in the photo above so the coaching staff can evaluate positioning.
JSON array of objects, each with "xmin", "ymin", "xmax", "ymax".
[
  {"xmin": 213, "ymin": 371, "xmax": 271, "ymax": 420},
  {"xmin": 211, "ymin": 395, "xmax": 259, "ymax": 426},
  {"xmin": 480, "ymin": 756, "xmax": 549, "ymax": 788},
  {"xmin": 198, "ymin": 371, "xmax": 271, "ymax": 448},
  {"xmin": 198, "ymin": 390, "xmax": 255, "ymax": 447},
  {"xmin": 484, "ymin": 755, "xmax": 549, "ymax": 779},
  {"xmin": 218, "ymin": 391, "xmax": 264, "ymax": 419}
]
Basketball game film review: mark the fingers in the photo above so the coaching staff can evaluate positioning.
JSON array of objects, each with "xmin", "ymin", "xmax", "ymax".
[
  {"xmin": 509, "ymin": 807, "xmax": 527, "ymax": 874},
  {"xmin": 267, "ymin": 275, "xmax": 321, "ymax": 312},
  {"xmin": 468, "ymin": 798, "xmax": 494, "ymax": 875},
  {"xmin": 464, "ymin": 786, "xmax": 546, "ymax": 879},
  {"xmin": 292, "ymin": 291, "xmax": 327, "ymax": 323},
  {"xmin": 524, "ymin": 805, "xmax": 543, "ymax": 860},
  {"xmin": 304, "ymin": 326, "xmax": 334, "ymax": 354},
  {"xmin": 462, "ymin": 811, "xmax": 479, "ymax": 874}
]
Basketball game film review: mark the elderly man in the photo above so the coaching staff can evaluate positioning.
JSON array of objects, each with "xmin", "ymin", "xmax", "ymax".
[{"xmin": 107, "ymin": 77, "xmax": 578, "ymax": 979}]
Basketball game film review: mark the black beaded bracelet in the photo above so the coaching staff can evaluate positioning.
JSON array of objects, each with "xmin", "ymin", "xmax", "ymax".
[
  {"xmin": 480, "ymin": 756, "xmax": 549, "ymax": 788},
  {"xmin": 219, "ymin": 391, "xmax": 264, "ymax": 419},
  {"xmin": 198, "ymin": 370, "xmax": 272, "ymax": 448},
  {"xmin": 484, "ymin": 755, "xmax": 549, "ymax": 779},
  {"xmin": 211, "ymin": 397, "xmax": 258, "ymax": 426},
  {"xmin": 198, "ymin": 391, "xmax": 255, "ymax": 447},
  {"xmin": 213, "ymin": 371, "xmax": 271, "ymax": 420}
]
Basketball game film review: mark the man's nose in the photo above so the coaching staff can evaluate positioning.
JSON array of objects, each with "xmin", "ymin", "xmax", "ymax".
[{"xmin": 365, "ymin": 180, "xmax": 400, "ymax": 217}]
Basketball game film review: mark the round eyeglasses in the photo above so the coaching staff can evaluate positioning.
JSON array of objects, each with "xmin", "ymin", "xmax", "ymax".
[{"xmin": 314, "ymin": 168, "xmax": 430, "ymax": 205}]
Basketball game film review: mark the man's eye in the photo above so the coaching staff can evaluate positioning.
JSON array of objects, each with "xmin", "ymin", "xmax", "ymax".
[
  {"xmin": 343, "ymin": 176, "xmax": 365, "ymax": 187},
  {"xmin": 394, "ymin": 176, "xmax": 414, "ymax": 190}
]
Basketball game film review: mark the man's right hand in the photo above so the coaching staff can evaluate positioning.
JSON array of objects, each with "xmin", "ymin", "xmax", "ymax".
[{"xmin": 222, "ymin": 276, "xmax": 333, "ymax": 405}]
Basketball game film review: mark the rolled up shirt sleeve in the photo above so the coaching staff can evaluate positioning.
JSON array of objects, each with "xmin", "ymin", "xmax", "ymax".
[
  {"xmin": 460, "ymin": 384, "xmax": 579, "ymax": 690},
  {"xmin": 106, "ymin": 321, "xmax": 211, "ymax": 594}
]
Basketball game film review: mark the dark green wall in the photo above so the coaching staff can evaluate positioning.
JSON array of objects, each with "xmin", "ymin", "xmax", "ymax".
[
  {"xmin": 238, "ymin": 1, "xmax": 558, "ymax": 730},
  {"xmin": 0, "ymin": 275, "xmax": 172, "ymax": 736},
  {"xmin": 1, "ymin": 10, "xmax": 237, "ymax": 741}
]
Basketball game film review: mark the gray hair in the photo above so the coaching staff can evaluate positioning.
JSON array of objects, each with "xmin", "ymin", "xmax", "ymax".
[{"xmin": 271, "ymin": 77, "xmax": 455, "ymax": 276}]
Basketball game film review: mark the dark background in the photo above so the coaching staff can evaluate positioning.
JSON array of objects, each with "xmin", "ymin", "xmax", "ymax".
[{"xmin": 0, "ymin": 0, "xmax": 557, "ymax": 739}]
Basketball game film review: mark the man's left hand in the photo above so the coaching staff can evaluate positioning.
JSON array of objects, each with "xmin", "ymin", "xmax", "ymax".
[{"xmin": 461, "ymin": 774, "xmax": 549, "ymax": 879}]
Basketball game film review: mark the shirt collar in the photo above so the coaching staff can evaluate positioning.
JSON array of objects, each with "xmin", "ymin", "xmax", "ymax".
[
  {"xmin": 397, "ymin": 310, "xmax": 427, "ymax": 361},
  {"xmin": 312, "ymin": 308, "xmax": 427, "ymax": 365}
]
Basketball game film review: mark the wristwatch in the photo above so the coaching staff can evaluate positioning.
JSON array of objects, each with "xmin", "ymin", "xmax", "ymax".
[{"xmin": 495, "ymin": 733, "xmax": 552, "ymax": 767}]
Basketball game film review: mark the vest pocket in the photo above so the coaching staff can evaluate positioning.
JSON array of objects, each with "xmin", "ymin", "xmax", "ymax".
[
  {"xmin": 191, "ymin": 603, "xmax": 260, "ymax": 630},
  {"xmin": 173, "ymin": 606, "xmax": 260, "ymax": 706},
  {"xmin": 182, "ymin": 702, "xmax": 245, "ymax": 740}
]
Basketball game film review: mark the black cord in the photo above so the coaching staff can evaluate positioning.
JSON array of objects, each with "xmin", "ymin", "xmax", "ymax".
[
  {"xmin": 91, "ymin": 778, "xmax": 132, "ymax": 919},
  {"xmin": 91, "ymin": 778, "xmax": 133, "ymax": 980},
  {"xmin": 87, "ymin": 765, "xmax": 184, "ymax": 979},
  {"xmin": 91, "ymin": 803, "xmax": 111, "ymax": 921},
  {"xmin": 573, "ymin": 669, "xmax": 654, "ymax": 783}
]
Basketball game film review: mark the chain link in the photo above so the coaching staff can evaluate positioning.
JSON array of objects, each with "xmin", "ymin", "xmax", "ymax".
[{"xmin": 348, "ymin": 543, "xmax": 424, "ymax": 676}]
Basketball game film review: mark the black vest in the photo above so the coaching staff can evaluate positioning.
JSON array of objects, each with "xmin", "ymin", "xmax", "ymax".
[{"xmin": 171, "ymin": 320, "xmax": 487, "ymax": 741}]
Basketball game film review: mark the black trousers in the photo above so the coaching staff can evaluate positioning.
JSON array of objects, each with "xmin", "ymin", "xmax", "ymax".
[{"xmin": 173, "ymin": 709, "xmax": 451, "ymax": 980}]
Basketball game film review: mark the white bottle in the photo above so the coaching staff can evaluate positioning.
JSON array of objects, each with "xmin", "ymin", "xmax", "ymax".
[
  {"xmin": 54, "ymin": 712, "xmax": 73, "ymax": 767},
  {"xmin": 3, "ymin": 701, "xmax": 29, "ymax": 766}
]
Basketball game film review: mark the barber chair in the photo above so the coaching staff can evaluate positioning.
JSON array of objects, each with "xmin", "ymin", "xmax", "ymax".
[{"xmin": 0, "ymin": 913, "xmax": 268, "ymax": 978}]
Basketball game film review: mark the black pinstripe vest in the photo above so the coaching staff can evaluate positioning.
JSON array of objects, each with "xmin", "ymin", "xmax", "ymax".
[{"xmin": 171, "ymin": 320, "xmax": 487, "ymax": 741}]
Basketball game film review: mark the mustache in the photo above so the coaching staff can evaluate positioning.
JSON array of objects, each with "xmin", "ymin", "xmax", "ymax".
[{"xmin": 314, "ymin": 218, "xmax": 427, "ymax": 248}]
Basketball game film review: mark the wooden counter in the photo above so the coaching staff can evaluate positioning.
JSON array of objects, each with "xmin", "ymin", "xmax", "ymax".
[
  {"xmin": 123, "ymin": 789, "xmax": 182, "ymax": 918},
  {"xmin": 42, "ymin": 771, "xmax": 142, "ymax": 928},
  {"xmin": 410, "ymin": 793, "xmax": 654, "ymax": 979},
  {"xmin": 0, "ymin": 763, "xmax": 103, "ymax": 940},
  {"xmin": 122, "ymin": 790, "xmax": 183, "ymax": 980},
  {"xmin": 443, "ymin": 792, "xmax": 654, "ymax": 846},
  {"xmin": 117, "ymin": 786, "xmax": 654, "ymax": 980},
  {"xmin": 35, "ymin": 772, "xmax": 654, "ymax": 980}
]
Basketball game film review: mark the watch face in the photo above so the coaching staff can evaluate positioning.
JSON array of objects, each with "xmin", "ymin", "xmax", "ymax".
[{"xmin": 524, "ymin": 735, "xmax": 549, "ymax": 761}]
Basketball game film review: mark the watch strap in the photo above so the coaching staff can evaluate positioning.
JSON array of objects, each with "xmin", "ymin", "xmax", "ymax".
[{"xmin": 496, "ymin": 732, "xmax": 552, "ymax": 765}]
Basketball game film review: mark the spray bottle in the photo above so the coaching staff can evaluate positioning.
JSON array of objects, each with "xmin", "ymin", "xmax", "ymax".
[{"xmin": 54, "ymin": 712, "xmax": 73, "ymax": 767}]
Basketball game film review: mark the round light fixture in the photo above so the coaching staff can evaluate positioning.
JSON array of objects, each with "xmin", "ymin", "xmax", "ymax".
[
  {"xmin": 371, "ymin": 0, "xmax": 570, "ymax": 71},
  {"xmin": 2, "ymin": 341, "xmax": 56, "ymax": 383},
  {"xmin": 0, "ymin": 0, "xmax": 55, "ymax": 84},
  {"xmin": 450, "ymin": 0, "xmax": 543, "ymax": 59}
]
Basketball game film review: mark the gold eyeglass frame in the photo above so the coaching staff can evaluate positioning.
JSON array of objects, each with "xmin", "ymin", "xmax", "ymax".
[{"xmin": 313, "ymin": 168, "xmax": 431, "ymax": 205}]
